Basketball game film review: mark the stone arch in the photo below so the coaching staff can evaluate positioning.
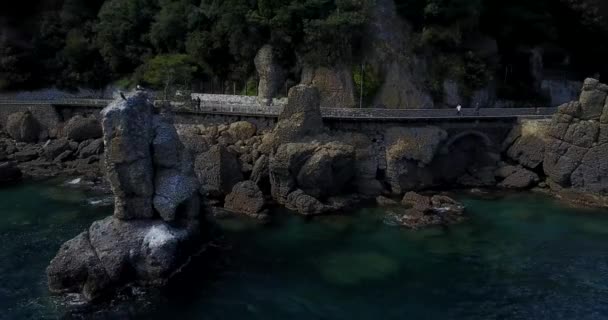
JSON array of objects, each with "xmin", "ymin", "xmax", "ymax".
[{"xmin": 441, "ymin": 130, "xmax": 494, "ymax": 154}]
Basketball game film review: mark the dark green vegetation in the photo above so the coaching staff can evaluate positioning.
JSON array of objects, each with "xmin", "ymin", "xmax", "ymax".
[
  {"xmin": 0, "ymin": 0, "xmax": 607, "ymax": 96},
  {"xmin": 0, "ymin": 0, "xmax": 369, "ymax": 91},
  {"xmin": 396, "ymin": 0, "xmax": 608, "ymax": 100},
  {"xmin": 3, "ymin": 182, "xmax": 608, "ymax": 318}
]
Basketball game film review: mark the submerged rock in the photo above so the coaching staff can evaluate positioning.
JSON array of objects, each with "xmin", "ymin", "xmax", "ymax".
[{"xmin": 386, "ymin": 192, "xmax": 465, "ymax": 229}]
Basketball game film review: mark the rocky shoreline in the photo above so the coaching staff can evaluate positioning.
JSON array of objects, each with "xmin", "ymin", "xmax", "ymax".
[{"xmin": 0, "ymin": 79, "xmax": 607, "ymax": 306}]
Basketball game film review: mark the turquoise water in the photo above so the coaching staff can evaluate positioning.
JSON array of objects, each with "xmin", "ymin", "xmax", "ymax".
[{"xmin": 2, "ymin": 184, "xmax": 608, "ymax": 319}]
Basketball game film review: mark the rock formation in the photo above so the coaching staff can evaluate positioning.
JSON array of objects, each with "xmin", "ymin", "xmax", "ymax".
[
  {"xmin": 363, "ymin": 0, "xmax": 434, "ymax": 109},
  {"xmin": 194, "ymin": 145, "xmax": 244, "ymax": 198},
  {"xmin": 542, "ymin": 78, "xmax": 608, "ymax": 203},
  {"xmin": 63, "ymin": 115, "xmax": 103, "ymax": 142},
  {"xmin": 47, "ymin": 92, "xmax": 202, "ymax": 302},
  {"xmin": 6, "ymin": 111, "xmax": 40, "ymax": 142},
  {"xmin": 300, "ymin": 65, "xmax": 357, "ymax": 108},
  {"xmin": 255, "ymin": 44, "xmax": 285, "ymax": 104},
  {"xmin": 224, "ymin": 180, "xmax": 266, "ymax": 218},
  {"xmin": 384, "ymin": 192, "xmax": 465, "ymax": 229}
]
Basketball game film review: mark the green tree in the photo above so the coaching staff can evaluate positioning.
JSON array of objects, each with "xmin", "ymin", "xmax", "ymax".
[
  {"xmin": 96, "ymin": 0, "xmax": 157, "ymax": 75},
  {"xmin": 139, "ymin": 54, "xmax": 199, "ymax": 99}
]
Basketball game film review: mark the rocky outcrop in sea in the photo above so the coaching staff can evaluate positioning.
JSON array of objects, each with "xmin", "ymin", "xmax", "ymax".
[
  {"xmin": 503, "ymin": 78, "xmax": 608, "ymax": 206},
  {"xmin": 46, "ymin": 92, "xmax": 202, "ymax": 301}
]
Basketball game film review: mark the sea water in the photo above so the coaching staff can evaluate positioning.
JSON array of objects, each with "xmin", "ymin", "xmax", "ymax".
[{"xmin": 2, "ymin": 183, "xmax": 608, "ymax": 319}]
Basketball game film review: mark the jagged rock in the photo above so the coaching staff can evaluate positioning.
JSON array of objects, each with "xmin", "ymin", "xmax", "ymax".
[
  {"xmin": 269, "ymin": 143, "xmax": 316, "ymax": 203},
  {"xmin": 296, "ymin": 142, "xmax": 355, "ymax": 198},
  {"xmin": 6, "ymin": 111, "xmax": 40, "ymax": 142},
  {"xmin": 48, "ymin": 217, "xmax": 196, "ymax": 301},
  {"xmin": 251, "ymin": 154, "xmax": 269, "ymax": 191},
  {"xmin": 47, "ymin": 231, "xmax": 111, "ymax": 300},
  {"xmin": 544, "ymin": 79, "xmax": 608, "ymax": 199},
  {"xmin": 498, "ymin": 167, "xmax": 539, "ymax": 189},
  {"xmin": 385, "ymin": 126, "xmax": 447, "ymax": 165},
  {"xmin": 570, "ymin": 144, "xmax": 608, "ymax": 194},
  {"xmin": 194, "ymin": 145, "xmax": 243, "ymax": 197},
  {"xmin": 544, "ymin": 139, "xmax": 587, "ymax": 185},
  {"xmin": 495, "ymin": 165, "xmax": 519, "ymax": 179},
  {"xmin": 54, "ymin": 150, "xmax": 73, "ymax": 163},
  {"xmin": 151, "ymin": 117, "xmax": 200, "ymax": 222},
  {"xmin": 505, "ymin": 120, "xmax": 550, "ymax": 169},
  {"xmin": 43, "ymin": 138, "xmax": 71, "ymax": 160},
  {"xmin": 301, "ymin": 65, "xmax": 356, "ymax": 108},
  {"xmin": 224, "ymin": 181, "xmax": 265, "ymax": 215},
  {"xmin": 388, "ymin": 192, "xmax": 465, "ymax": 229},
  {"xmin": 579, "ymin": 78, "xmax": 608, "ymax": 120},
  {"xmin": 376, "ymin": 196, "xmax": 399, "ymax": 207},
  {"xmin": 385, "ymin": 126, "xmax": 447, "ymax": 193},
  {"xmin": 0, "ymin": 162, "xmax": 22, "ymax": 185},
  {"xmin": 342, "ymin": 133, "xmax": 384, "ymax": 197},
  {"xmin": 63, "ymin": 115, "xmax": 102, "ymax": 142},
  {"xmin": 401, "ymin": 192, "xmax": 432, "ymax": 211},
  {"xmin": 48, "ymin": 91, "xmax": 203, "ymax": 302},
  {"xmin": 255, "ymin": 44, "xmax": 285, "ymax": 102},
  {"xmin": 13, "ymin": 148, "xmax": 39, "ymax": 162},
  {"xmin": 102, "ymin": 92, "xmax": 155, "ymax": 220},
  {"xmin": 78, "ymin": 138, "xmax": 104, "ymax": 159},
  {"xmin": 227, "ymin": 121, "xmax": 257, "ymax": 141},
  {"xmin": 272, "ymin": 85, "xmax": 323, "ymax": 146},
  {"xmin": 153, "ymin": 169, "xmax": 200, "ymax": 222},
  {"xmin": 285, "ymin": 189, "xmax": 326, "ymax": 216}
]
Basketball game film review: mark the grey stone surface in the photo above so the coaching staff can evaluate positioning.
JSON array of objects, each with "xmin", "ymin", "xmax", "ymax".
[
  {"xmin": 255, "ymin": 45, "xmax": 285, "ymax": 102},
  {"xmin": 543, "ymin": 79, "xmax": 608, "ymax": 200},
  {"xmin": 194, "ymin": 145, "xmax": 243, "ymax": 197},
  {"xmin": 101, "ymin": 92, "xmax": 155, "ymax": 220},
  {"xmin": 224, "ymin": 180, "xmax": 265, "ymax": 215},
  {"xmin": 285, "ymin": 189, "xmax": 327, "ymax": 216},
  {"xmin": 271, "ymin": 85, "xmax": 324, "ymax": 146},
  {"xmin": 498, "ymin": 167, "xmax": 539, "ymax": 189},
  {"xmin": 6, "ymin": 111, "xmax": 40, "ymax": 142},
  {"xmin": 301, "ymin": 65, "xmax": 357, "ymax": 108},
  {"xmin": 48, "ymin": 91, "xmax": 203, "ymax": 302},
  {"xmin": 296, "ymin": 142, "xmax": 355, "ymax": 198},
  {"xmin": 63, "ymin": 115, "xmax": 102, "ymax": 142}
]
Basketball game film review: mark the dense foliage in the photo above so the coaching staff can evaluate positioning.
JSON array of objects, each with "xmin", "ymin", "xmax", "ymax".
[
  {"xmin": 395, "ymin": 0, "xmax": 608, "ymax": 99},
  {"xmin": 0, "ymin": 0, "xmax": 369, "ymax": 90},
  {"xmin": 0, "ymin": 0, "xmax": 606, "ymax": 96}
]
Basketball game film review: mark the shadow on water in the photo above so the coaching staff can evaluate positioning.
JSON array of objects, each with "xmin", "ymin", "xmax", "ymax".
[{"xmin": 3, "ymin": 182, "xmax": 608, "ymax": 319}]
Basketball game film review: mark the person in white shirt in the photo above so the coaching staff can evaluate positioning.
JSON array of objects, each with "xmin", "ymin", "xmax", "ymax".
[{"xmin": 456, "ymin": 104, "xmax": 462, "ymax": 116}]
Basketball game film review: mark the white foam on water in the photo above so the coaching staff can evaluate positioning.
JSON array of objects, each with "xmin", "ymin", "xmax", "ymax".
[{"xmin": 66, "ymin": 178, "xmax": 82, "ymax": 185}]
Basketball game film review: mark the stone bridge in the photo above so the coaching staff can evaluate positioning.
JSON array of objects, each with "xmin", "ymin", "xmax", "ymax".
[{"xmin": 0, "ymin": 98, "xmax": 556, "ymax": 152}]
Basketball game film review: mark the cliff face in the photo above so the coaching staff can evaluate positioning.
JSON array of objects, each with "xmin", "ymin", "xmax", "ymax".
[
  {"xmin": 502, "ymin": 78, "xmax": 608, "ymax": 206},
  {"xmin": 363, "ymin": 0, "xmax": 433, "ymax": 109},
  {"xmin": 543, "ymin": 79, "xmax": 608, "ymax": 198}
]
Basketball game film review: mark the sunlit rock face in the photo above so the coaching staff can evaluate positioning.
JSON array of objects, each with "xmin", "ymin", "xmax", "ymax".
[{"xmin": 47, "ymin": 92, "xmax": 202, "ymax": 302}]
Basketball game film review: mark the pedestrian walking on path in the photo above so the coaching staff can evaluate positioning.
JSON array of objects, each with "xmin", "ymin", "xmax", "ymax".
[{"xmin": 456, "ymin": 104, "xmax": 462, "ymax": 116}]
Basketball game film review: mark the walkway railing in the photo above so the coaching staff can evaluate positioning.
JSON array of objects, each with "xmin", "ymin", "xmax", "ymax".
[{"xmin": 0, "ymin": 99, "xmax": 557, "ymax": 120}]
